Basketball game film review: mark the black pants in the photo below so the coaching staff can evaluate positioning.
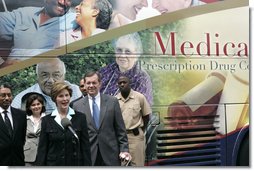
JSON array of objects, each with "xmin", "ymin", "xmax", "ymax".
[{"xmin": 94, "ymin": 146, "xmax": 106, "ymax": 166}]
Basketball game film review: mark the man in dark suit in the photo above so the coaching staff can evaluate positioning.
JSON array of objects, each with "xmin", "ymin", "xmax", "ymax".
[
  {"xmin": 72, "ymin": 71, "xmax": 131, "ymax": 166},
  {"xmin": 70, "ymin": 77, "xmax": 87, "ymax": 107},
  {"xmin": 0, "ymin": 83, "xmax": 27, "ymax": 166}
]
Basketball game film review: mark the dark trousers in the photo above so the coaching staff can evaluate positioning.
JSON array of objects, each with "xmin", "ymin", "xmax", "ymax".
[{"xmin": 94, "ymin": 146, "xmax": 106, "ymax": 166}]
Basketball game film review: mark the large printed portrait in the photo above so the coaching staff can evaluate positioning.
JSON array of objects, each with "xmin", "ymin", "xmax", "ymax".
[{"xmin": 0, "ymin": 0, "xmax": 211, "ymax": 68}]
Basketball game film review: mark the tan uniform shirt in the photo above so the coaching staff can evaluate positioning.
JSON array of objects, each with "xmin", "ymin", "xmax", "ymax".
[{"xmin": 116, "ymin": 89, "xmax": 151, "ymax": 130}]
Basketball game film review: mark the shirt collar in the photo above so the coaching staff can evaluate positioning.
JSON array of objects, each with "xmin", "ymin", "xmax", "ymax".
[
  {"xmin": 27, "ymin": 113, "xmax": 46, "ymax": 120},
  {"xmin": 52, "ymin": 107, "xmax": 75, "ymax": 128},
  {"xmin": 70, "ymin": 27, "xmax": 82, "ymax": 40},
  {"xmin": 88, "ymin": 93, "xmax": 100, "ymax": 100},
  {"xmin": 35, "ymin": 7, "xmax": 45, "ymax": 16},
  {"xmin": 52, "ymin": 107, "xmax": 75, "ymax": 117},
  {"xmin": 0, "ymin": 106, "xmax": 11, "ymax": 114},
  {"xmin": 32, "ymin": 7, "xmax": 44, "ymax": 26},
  {"xmin": 116, "ymin": 89, "xmax": 134, "ymax": 100}
]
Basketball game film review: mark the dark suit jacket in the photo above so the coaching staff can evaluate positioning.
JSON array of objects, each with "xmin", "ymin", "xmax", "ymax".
[
  {"xmin": 72, "ymin": 94, "xmax": 129, "ymax": 166},
  {"xmin": 35, "ymin": 110, "xmax": 91, "ymax": 166},
  {"xmin": 0, "ymin": 107, "xmax": 27, "ymax": 166},
  {"xmin": 70, "ymin": 95, "xmax": 84, "ymax": 108}
]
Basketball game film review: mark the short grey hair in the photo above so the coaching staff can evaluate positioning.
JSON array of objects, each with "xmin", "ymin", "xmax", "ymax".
[
  {"xmin": 112, "ymin": 32, "xmax": 143, "ymax": 54},
  {"xmin": 36, "ymin": 58, "xmax": 66, "ymax": 75}
]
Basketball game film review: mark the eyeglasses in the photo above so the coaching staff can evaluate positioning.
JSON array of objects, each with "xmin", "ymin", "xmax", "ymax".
[
  {"xmin": 0, "ymin": 93, "xmax": 12, "ymax": 98},
  {"xmin": 39, "ymin": 72, "xmax": 63, "ymax": 81}
]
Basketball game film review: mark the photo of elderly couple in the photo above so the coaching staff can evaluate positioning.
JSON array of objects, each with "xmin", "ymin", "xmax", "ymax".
[{"xmin": 0, "ymin": 0, "xmax": 210, "ymax": 67}]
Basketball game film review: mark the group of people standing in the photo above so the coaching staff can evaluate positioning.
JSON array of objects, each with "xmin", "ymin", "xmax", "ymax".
[
  {"xmin": 0, "ymin": 5, "xmax": 162, "ymax": 163},
  {"xmin": 0, "ymin": 31, "xmax": 153, "ymax": 167},
  {"xmin": 0, "ymin": 0, "xmax": 207, "ymax": 165},
  {"xmin": 0, "ymin": 69, "xmax": 151, "ymax": 166}
]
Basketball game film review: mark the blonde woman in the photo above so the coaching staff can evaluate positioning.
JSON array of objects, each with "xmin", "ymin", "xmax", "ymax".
[{"xmin": 36, "ymin": 82, "xmax": 91, "ymax": 166}]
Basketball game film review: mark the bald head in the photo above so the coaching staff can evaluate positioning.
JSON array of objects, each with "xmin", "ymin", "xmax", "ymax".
[{"xmin": 36, "ymin": 58, "xmax": 66, "ymax": 96}]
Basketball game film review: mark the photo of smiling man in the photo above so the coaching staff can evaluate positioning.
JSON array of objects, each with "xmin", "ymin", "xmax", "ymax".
[{"xmin": 0, "ymin": 0, "xmax": 76, "ymax": 65}]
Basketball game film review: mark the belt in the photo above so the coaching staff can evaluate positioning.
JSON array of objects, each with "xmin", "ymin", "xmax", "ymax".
[
  {"xmin": 126, "ymin": 128, "xmax": 140, "ymax": 135},
  {"xmin": 126, "ymin": 130, "xmax": 133, "ymax": 134}
]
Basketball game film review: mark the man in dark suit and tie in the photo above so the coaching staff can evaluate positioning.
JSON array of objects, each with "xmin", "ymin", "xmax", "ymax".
[
  {"xmin": 72, "ymin": 71, "xmax": 131, "ymax": 166},
  {"xmin": 0, "ymin": 83, "xmax": 27, "ymax": 166}
]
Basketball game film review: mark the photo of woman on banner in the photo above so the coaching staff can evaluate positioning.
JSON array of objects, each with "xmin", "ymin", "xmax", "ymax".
[
  {"xmin": 99, "ymin": 32, "xmax": 153, "ymax": 106},
  {"xmin": 58, "ymin": 0, "xmax": 113, "ymax": 46}
]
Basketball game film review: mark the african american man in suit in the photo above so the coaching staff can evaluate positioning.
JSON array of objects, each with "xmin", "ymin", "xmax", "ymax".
[{"xmin": 0, "ymin": 83, "xmax": 27, "ymax": 166}]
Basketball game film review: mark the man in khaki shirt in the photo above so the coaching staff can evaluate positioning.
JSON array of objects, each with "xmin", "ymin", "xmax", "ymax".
[{"xmin": 116, "ymin": 76, "xmax": 151, "ymax": 166}]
